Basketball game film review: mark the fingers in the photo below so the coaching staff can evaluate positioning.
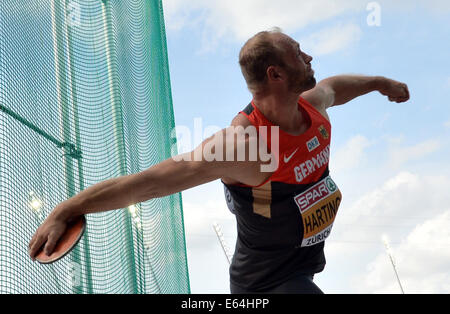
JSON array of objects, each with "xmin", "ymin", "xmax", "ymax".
[
  {"xmin": 43, "ymin": 231, "xmax": 59, "ymax": 256},
  {"xmin": 29, "ymin": 230, "xmax": 61, "ymax": 259},
  {"xmin": 388, "ymin": 83, "xmax": 410, "ymax": 103},
  {"xmin": 29, "ymin": 234, "xmax": 46, "ymax": 260},
  {"xmin": 397, "ymin": 86, "xmax": 410, "ymax": 102},
  {"xmin": 389, "ymin": 96, "xmax": 408, "ymax": 103},
  {"xmin": 403, "ymin": 84, "xmax": 410, "ymax": 100},
  {"xmin": 28, "ymin": 232, "xmax": 38, "ymax": 251}
]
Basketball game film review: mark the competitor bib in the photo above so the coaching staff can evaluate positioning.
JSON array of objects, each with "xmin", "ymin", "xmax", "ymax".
[{"xmin": 294, "ymin": 176, "xmax": 342, "ymax": 247}]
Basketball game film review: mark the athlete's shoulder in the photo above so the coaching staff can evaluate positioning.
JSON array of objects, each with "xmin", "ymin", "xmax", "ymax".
[
  {"xmin": 231, "ymin": 111, "xmax": 253, "ymax": 128},
  {"xmin": 301, "ymin": 83, "xmax": 334, "ymax": 109},
  {"xmin": 300, "ymin": 87, "xmax": 332, "ymax": 123}
]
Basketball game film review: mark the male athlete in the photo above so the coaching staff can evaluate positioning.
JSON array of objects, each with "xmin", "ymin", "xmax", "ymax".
[{"xmin": 29, "ymin": 29, "xmax": 410, "ymax": 294}]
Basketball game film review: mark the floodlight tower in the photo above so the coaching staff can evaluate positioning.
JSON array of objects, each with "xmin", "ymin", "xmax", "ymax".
[
  {"xmin": 382, "ymin": 235, "xmax": 405, "ymax": 294},
  {"xmin": 212, "ymin": 222, "xmax": 233, "ymax": 265}
]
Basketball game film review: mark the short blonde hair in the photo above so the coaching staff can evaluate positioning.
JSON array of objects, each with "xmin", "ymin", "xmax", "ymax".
[{"xmin": 239, "ymin": 28, "xmax": 288, "ymax": 93}]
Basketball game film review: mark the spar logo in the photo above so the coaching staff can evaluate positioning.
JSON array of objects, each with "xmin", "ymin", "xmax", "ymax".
[
  {"xmin": 294, "ymin": 177, "xmax": 336, "ymax": 213},
  {"xmin": 326, "ymin": 177, "xmax": 337, "ymax": 193}
]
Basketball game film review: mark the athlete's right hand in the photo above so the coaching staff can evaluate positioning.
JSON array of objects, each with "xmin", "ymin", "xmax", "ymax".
[
  {"xmin": 378, "ymin": 77, "xmax": 410, "ymax": 103},
  {"xmin": 28, "ymin": 206, "xmax": 68, "ymax": 260}
]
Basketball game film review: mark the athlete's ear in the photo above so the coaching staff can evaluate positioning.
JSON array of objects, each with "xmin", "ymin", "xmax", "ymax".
[{"xmin": 266, "ymin": 66, "xmax": 284, "ymax": 82}]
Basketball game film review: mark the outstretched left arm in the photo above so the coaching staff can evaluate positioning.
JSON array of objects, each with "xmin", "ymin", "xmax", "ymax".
[{"xmin": 301, "ymin": 75, "xmax": 410, "ymax": 111}]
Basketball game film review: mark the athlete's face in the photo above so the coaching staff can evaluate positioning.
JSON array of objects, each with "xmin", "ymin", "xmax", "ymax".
[{"xmin": 278, "ymin": 36, "xmax": 316, "ymax": 93}]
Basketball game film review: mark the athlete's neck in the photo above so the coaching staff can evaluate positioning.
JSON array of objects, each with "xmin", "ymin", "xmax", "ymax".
[{"xmin": 253, "ymin": 92, "xmax": 306, "ymax": 135}]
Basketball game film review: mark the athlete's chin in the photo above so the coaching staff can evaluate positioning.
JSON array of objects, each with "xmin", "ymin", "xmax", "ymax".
[
  {"xmin": 308, "ymin": 76, "xmax": 317, "ymax": 87},
  {"xmin": 289, "ymin": 75, "xmax": 317, "ymax": 94},
  {"xmin": 302, "ymin": 76, "xmax": 317, "ymax": 92}
]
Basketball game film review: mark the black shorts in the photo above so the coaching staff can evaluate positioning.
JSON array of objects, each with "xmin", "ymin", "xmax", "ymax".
[{"xmin": 230, "ymin": 273, "xmax": 323, "ymax": 294}]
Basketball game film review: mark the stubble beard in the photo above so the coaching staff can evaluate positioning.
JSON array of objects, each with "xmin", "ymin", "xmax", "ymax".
[
  {"xmin": 254, "ymin": 64, "xmax": 317, "ymax": 94},
  {"xmin": 303, "ymin": 75, "xmax": 317, "ymax": 91},
  {"xmin": 288, "ymin": 68, "xmax": 317, "ymax": 94}
]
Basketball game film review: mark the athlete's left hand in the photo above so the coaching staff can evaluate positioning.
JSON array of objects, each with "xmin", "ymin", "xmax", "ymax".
[{"xmin": 378, "ymin": 78, "xmax": 410, "ymax": 103}]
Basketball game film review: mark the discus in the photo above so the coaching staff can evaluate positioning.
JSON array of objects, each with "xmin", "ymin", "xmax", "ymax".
[{"xmin": 35, "ymin": 215, "xmax": 86, "ymax": 264}]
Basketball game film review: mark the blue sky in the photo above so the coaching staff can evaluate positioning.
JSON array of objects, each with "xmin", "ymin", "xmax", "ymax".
[{"xmin": 162, "ymin": 0, "xmax": 450, "ymax": 293}]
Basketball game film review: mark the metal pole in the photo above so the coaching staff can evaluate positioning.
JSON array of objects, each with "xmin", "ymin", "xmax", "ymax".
[
  {"xmin": 101, "ymin": 0, "xmax": 139, "ymax": 294},
  {"xmin": 64, "ymin": 0, "xmax": 93, "ymax": 294},
  {"xmin": 213, "ymin": 222, "xmax": 233, "ymax": 265},
  {"xmin": 383, "ymin": 237, "xmax": 405, "ymax": 294},
  {"xmin": 51, "ymin": 0, "xmax": 83, "ymax": 294}
]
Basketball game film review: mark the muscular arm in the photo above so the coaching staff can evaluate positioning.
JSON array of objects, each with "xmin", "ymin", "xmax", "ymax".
[
  {"xmin": 51, "ymin": 154, "xmax": 222, "ymax": 221},
  {"xmin": 56, "ymin": 126, "xmax": 268, "ymax": 219},
  {"xmin": 302, "ymin": 75, "xmax": 410, "ymax": 111},
  {"xmin": 29, "ymin": 126, "xmax": 269, "ymax": 258}
]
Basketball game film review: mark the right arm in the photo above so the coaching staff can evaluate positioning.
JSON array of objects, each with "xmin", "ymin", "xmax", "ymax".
[
  {"xmin": 29, "ymin": 126, "xmax": 266, "ymax": 258},
  {"xmin": 53, "ymin": 153, "xmax": 224, "ymax": 220}
]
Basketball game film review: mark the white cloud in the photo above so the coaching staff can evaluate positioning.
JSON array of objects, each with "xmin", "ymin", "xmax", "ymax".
[
  {"xmin": 362, "ymin": 211, "xmax": 450, "ymax": 293},
  {"xmin": 301, "ymin": 23, "xmax": 362, "ymax": 56},
  {"xmin": 183, "ymin": 197, "xmax": 235, "ymax": 251},
  {"xmin": 379, "ymin": 0, "xmax": 450, "ymax": 14},
  {"xmin": 387, "ymin": 139, "xmax": 441, "ymax": 168},
  {"xmin": 163, "ymin": 0, "xmax": 449, "ymax": 54},
  {"xmin": 331, "ymin": 135, "xmax": 371, "ymax": 173},
  {"xmin": 339, "ymin": 171, "xmax": 419, "ymax": 226},
  {"xmin": 340, "ymin": 171, "xmax": 450, "ymax": 223},
  {"xmin": 328, "ymin": 170, "xmax": 450, "ymax": 293},
  {"xmin": 445, "ymin": 120, "xmax": 450, "ymax": 129},
  {"xmin": 163, "ymin": 0, "xmax": 365, "ymax": 52}
]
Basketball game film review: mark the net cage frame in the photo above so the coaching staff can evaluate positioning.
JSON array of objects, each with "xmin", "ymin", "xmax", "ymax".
[{"xmin": 0, "ymin": 0, "xmax": 190, "ymax": 294}]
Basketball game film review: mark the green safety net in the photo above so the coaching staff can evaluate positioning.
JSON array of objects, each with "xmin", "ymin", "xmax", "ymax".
[{"xmin": 0, "ymin": 0, "xmax": 190, "ymax": 293}]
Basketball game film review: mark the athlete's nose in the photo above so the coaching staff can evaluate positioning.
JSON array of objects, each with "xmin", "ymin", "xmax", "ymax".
[{"xmin": 303, "ymin": 52, "xmax": 313, "ymax": 64}]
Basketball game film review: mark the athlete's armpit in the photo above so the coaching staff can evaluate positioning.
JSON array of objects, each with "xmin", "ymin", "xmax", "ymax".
[{"xmin": 301, "ymin": 84, "xmax": 334, "ymax": 122}]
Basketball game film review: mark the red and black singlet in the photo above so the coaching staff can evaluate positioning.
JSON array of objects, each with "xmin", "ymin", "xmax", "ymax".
[{"xmin": 222, "ymin": 97, "xmax": 342, "ymax": 291}]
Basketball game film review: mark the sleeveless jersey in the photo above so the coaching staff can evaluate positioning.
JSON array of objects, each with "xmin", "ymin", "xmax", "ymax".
[{"xmin": 222, "ymin": 97, "xmax": 342, "ymax": 291}]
